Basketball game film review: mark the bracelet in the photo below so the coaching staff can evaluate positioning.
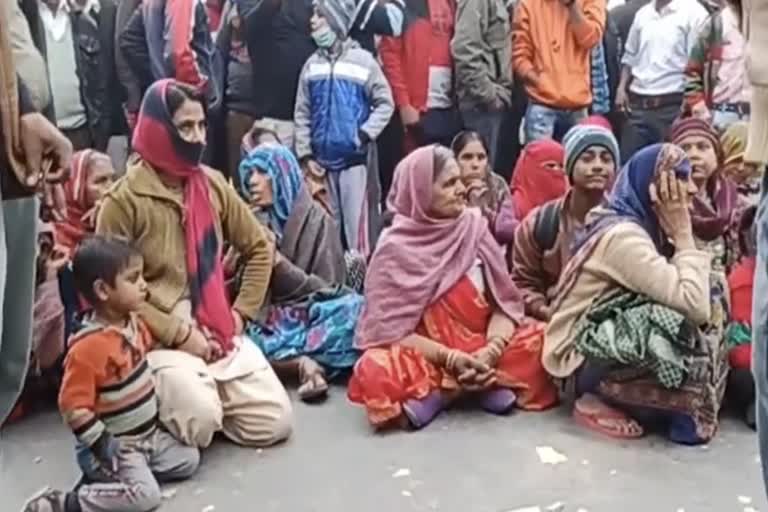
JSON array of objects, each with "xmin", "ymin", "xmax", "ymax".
[{"xmin": 445, "ymin": 349, "xmax": 459, "ymax": 372}]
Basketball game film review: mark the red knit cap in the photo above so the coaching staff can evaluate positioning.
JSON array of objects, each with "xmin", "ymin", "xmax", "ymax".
[{"xmin": 669, "ymin": 117, "xmax": 723, "ymax": 163}]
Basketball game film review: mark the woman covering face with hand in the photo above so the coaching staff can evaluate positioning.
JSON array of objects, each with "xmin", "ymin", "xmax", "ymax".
[{"xmin": 545, "ymin": 143, "xmax": 726, "ymax": 445}]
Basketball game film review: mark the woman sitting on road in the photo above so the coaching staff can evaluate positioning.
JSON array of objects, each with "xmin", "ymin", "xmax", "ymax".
[
  {"xmin": 545, "ymin": 144, "xmax": 722, "ymax": 445},
  {"xmin": 451, "ymin": 130, "xmax": 516, "ymax": 245},
  {"xmin": 512, "ymin": 124, "xmax": 619, "ymax": 321},
  {"xmin": 238, "ymin": 145, "xmax": 363, "ymax": 402},
  {"xmin": 97, "ymin": 79, "xmax": 293, "ymax": 449},
  {"xmin": 348, "ymin": 146, "xmax": 557, "ymax": 430}
]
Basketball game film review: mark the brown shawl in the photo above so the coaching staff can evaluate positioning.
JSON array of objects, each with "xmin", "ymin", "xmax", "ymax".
[
  {"xmin": 267, "ymin": 186, "xmax": 347, "ymax": 304},
  {"xmin": 0, "ymin": 0, "xmax": 26, "ymax": 185}
]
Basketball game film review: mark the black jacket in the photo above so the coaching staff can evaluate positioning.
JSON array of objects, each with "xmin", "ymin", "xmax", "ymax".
[{"xmin": 33, "ymin": 0, "xmax": 119, "ymax": 150}]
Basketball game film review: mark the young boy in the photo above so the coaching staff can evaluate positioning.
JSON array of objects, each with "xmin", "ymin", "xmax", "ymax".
[
  {"xmin": 294, "ymin": 0, "xmax": 394, "ymax": 257},
  {"xmin": 23, "ymin": 236, "xmax": 200, "ymax": 512}
]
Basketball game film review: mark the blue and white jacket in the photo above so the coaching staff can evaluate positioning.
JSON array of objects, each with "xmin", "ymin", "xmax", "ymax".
[{"xmin": 294, "ymin": 40, "xmax": 394, "ymax": 172}]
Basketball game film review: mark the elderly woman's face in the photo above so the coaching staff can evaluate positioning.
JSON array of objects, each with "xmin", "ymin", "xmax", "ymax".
[
  {"xmin": 429, "ymin": 157, "xmax": 466, "ymax": 219},
  {"xmin": 85, "ymin": 156, "xmax": 116, "ymax": 207},
  {"xmin": 248, "ymin": 172, "xmax": 274, "ymax": 208}
]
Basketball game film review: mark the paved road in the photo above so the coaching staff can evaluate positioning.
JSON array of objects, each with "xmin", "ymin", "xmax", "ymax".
[{"xmin": 2, "ymin": 389, "xmax": 765, "ymax": 512}]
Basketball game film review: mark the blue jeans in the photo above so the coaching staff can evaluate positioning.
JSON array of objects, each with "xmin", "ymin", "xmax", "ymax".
[
  {"xmin": 712, "ymin": 107, "xmax": 750, "ymax": 132},
  {"xmin": 524, "ymin": 103, "xmax": 587, "ymax": 144},
  {"xmin": 753, "ymin": 169, "xmax": 768, "ymax": 496}
]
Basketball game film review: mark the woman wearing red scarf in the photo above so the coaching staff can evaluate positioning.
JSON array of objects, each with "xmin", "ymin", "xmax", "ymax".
[
  {"xmin": 96, "ymin": 79, "xmax": 293, "ymax": 449},
  {"xmin": 509, "ymin": 140, "xmax": 567, "ymax": 221},
  {"xmin": 348, "ymin": 146, "xmax": 557, "ymax": 430},
  {"xmin": 54, "ymin": 150, "xmax": 115, "ymax": 253}
]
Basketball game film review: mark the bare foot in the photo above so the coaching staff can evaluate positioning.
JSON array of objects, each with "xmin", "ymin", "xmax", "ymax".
[{"xmin": 297, "ymin": 356, "xmax": 329, "ymax": 402}]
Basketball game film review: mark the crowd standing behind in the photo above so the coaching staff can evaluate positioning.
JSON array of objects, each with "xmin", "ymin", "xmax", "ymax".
[{"xmin": 2, "ymin": 0, "xmax": 768, "ymax": 509}]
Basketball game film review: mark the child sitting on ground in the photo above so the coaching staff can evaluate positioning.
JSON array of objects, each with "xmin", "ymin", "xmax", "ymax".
[
  {"xmin": 294, "ymin": 0, "xmax": 394, "ymax": 257},
  {"xmin": 23, "ymin": 236, "xmax": 200, "ymax": 512}
]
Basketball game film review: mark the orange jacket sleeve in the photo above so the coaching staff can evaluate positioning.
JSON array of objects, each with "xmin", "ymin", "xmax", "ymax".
[
  {"xmin": 511, "ymin": 1, "xmax": 535, "ymax": 80},
  {"xmin": 58, "ymin": 348, "xmax": 105, "ymax": 447}
]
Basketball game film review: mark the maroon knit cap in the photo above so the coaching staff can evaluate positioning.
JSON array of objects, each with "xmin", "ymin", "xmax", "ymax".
[{"xmin": 669, "ymin": 117, "xmax": 723, "ymax": 163}]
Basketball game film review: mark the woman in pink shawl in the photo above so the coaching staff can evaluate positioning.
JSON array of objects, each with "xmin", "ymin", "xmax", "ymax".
[{"xmin": 347, "ymin": 146, "xmax": 557, "ymax": 430}]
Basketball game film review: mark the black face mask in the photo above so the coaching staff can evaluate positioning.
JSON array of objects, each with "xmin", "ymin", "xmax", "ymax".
[{"xmin": 171, "ymin": 132, "xmax": 206, "ymax": 167}]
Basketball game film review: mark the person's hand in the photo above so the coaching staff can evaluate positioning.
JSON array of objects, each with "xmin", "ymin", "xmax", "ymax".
[
  {"xmin": 490, "ymin": 96, "xmax": 506, "ymax": 112},
  {"xmin": 124, "ymin": 106, "xmax": 138, "ymax": 132},
  {"xmin": 472, "ymin": 345, "xmax": 501, "ymax": 369},
  {"xmin": 446, "ymin": 350, "xmax": 496, "ymax": 390},
  {"xmin": 691, "ymin": 100, "xmax": 712, "ymax": 123},
  {"xmin": 92, "ymin": 432, "xmax": 121, "ymax": 473},
  {"xmin": 399, "ymin": 105, "xmax": 420, "ymax": 127},
  {"xmin": 533, "ymin": 303, "xmax": 552, "ymax": 322},
  {"xmin": 19, "ymin": 113, "xmax": 72, "ymax": 188},
  {"xmin": 45, "ymin": 245, "xmax": 70, "ymax": 280},
  {"xmin": 302, "ymin": 159, "xmax": 325, "ymax": 180},
  {"xmin": 615, "ymin": 87, "xmax": 630, "ymax": 113},
  {"xmin": 650, "ymin": 169, "xmax": 693, "ymax": 244},
  {"xmin": 231, "ymin": 309, "xmax": 244, "ymax": 336},
  {"xmin": 178, "ymin": 326, "xmax": 212, "ymax": 360}
]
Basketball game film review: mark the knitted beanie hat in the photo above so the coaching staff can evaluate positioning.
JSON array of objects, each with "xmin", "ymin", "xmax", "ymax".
[
  {"xmin": 315, "ymin": 0, "xmax": 357, "ymax": 37},
  {"xmin": 562, "ymin": 124, "xmax": 620, "ymax": 179},
  {"xmin": 669, "ymin": 117, "xmax": 723, "ymax": 163}
]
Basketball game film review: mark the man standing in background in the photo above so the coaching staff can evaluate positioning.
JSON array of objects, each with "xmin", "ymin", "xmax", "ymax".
[{"xmin": 0, "ymin": 0, "xmax": 72, "ymax": 426}]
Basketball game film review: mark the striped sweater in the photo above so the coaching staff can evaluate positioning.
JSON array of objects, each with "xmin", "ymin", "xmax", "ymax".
[{"xmin": 59, "ymin": 314, "xmax": 158, "ymax": 447}]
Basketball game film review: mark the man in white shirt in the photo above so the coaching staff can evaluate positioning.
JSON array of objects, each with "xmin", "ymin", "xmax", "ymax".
[{"xmin": 615, "ymin": 0, "xmax": 708, "ymax": 161}]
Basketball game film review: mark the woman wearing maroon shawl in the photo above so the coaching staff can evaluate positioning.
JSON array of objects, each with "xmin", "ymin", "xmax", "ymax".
[
  {"xmin": 510, "ymin": 140, "xmax": 567, "ymax": 220},
  {"xmin": 54, "ymin": 150, "xmax": 116, "ymax": 253},
  {"xmin": 96, "ymin": 79, "xmax": 293, "ymax": 449},
  {"xmin": 347, "ymin": 146, "xmax": 557, "ymax": 430}
]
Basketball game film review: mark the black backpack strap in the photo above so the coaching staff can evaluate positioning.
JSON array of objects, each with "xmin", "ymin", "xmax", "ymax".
[{"xmin": 533, "ymin": 201, "xmax": 562, "ymax": 253}]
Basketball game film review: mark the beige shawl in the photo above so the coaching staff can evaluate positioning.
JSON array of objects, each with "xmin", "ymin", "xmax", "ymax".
[{"xmin": 744, "ymin": 0, "xmax": 768, "ymax": 164}]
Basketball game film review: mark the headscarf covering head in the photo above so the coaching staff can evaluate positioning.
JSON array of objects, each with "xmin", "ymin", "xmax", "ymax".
[
  {"xmin": 510, "ymin": 140, "xmax": 567, "ymax": 219},
  {"xmin": 669, "ymin": 117, "xmax": 723, "ymax": 164},
  {"xmin": 720, "ymin": 121, "xmax": 748, "ymax": 166},
  {"xmin": 238, "ymin": 145, "xmax": 303, "ymax": 239}
]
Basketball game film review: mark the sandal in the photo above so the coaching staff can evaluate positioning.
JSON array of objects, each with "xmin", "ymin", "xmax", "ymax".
[
  {"xmin": 23, "ymin": 487, "xmax": 67, "ymax": 512},
  {"xmin": 297, "ymin": 357, "xmax": 329, "ymax": 402},
  {"xmin": 573, "ymin": 394, "xmax": 644, "ymax": 439}
]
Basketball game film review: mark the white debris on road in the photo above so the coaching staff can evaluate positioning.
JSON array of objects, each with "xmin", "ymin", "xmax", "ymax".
[
  {"xmin": 392, "ymin": 468, "xmax": 411, "ymax": 478},
  {"xmin": 536, "ymin": 446, "xmax": 568, "ymax": 465}
]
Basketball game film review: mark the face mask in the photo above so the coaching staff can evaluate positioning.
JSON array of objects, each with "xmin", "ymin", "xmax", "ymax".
[{"xmin": 311, "ymin": 25, "xmax": 337, "ymax": 48}]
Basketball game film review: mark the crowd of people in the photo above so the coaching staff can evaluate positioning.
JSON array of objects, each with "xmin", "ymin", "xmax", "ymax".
[{"xmin": 2, "ymin": 0, "xmax": 768, "ymax": 509}]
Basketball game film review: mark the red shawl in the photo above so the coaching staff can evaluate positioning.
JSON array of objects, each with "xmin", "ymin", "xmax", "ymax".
[
  {"xmin": 54, "ymin": 150, "xmax": 96, "ymax": 252},
  {"xmin": 132, "ymin": 79, "xmax": 235, "ymax": 352},
  {"xmin": 510, "ymin": 140, "xmax": 567, "ymax": 220}
]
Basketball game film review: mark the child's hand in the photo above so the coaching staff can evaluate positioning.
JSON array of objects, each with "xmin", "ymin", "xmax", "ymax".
[{"xmin": 92, "ymin": 432, "xmax": 121, "ymax": 473}]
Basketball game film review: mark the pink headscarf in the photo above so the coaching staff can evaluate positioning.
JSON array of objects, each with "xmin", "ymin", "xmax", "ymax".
[{"xmin": 356, "ymin": 146, "xmax": 525, "ymax": 349}]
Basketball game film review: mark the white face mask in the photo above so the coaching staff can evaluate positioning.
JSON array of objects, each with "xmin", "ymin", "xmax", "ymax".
[{"xmin": 311, "ymin": 25, "xmax": 337, "ymax": 48}]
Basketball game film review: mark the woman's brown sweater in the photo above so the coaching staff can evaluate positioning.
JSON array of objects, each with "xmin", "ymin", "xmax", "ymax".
[{"xmin": 96, "ymin": 159, "xmax": 274, "ymax": 346}]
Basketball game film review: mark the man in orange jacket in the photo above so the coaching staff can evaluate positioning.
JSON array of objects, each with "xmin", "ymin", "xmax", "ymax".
[{"xmin": 512, "ymin": 0, "xmax": 605, "ymax": 143}]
